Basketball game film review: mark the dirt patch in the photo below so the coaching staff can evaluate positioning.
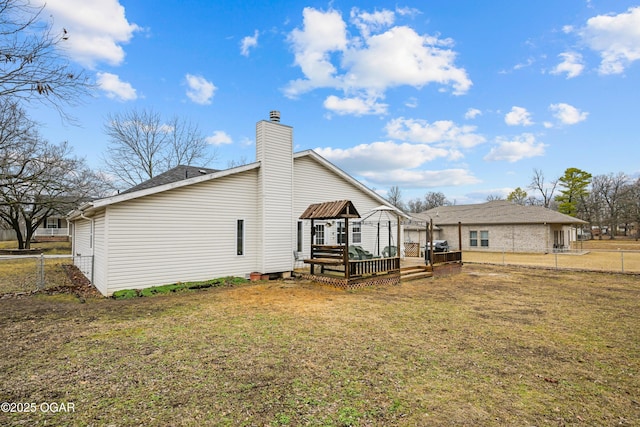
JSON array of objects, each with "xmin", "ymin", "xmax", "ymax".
[{"xmin": 0, "ymin": 264, "xmax": 100, "ymax": 301}]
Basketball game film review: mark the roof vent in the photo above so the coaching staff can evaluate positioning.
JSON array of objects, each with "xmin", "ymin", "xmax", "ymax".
[{"xmin": 269, "ymin": 110, "xmax": 280, "ymax": 122}]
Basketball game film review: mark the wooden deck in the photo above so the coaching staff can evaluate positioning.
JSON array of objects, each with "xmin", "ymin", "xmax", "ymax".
[
  {"xmin": 299, "ymin": 245, "xmax": 463, "ymax": 289},
  {"xmin": 304, "ymin": 245, "xmax": 401, "ymax": 277}
]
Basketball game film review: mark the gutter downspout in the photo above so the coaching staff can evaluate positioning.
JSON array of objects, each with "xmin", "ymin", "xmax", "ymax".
[{"xmin": 77, "ymin": 212, "xmax": 95, "ymax": 285}]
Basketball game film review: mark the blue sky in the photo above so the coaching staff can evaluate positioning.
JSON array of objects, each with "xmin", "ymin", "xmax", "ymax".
[{"xmin": 31, "ymin": 0, "xmax": 640, "ymax": 203}]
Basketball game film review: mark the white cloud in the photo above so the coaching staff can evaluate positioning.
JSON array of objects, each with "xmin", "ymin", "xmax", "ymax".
[
  {"xmin": 350, "ymin": 7, "xmax": 395, "ymax": 38},
  {"xmin": 551, "ymin": 52, "xmax": 584, "ymax": 78},
  {"xmin": 185, "ymin": 74, "xmax": 216, "ymax": 105},
  {"xmin": 465, "ymin": 108, "xmax": 482, "ymax": 119},
  {"xmin": 285, "ymin": 7, "xmax": 471, "ymax": 114},
  {"xmin": 405, "ymin": 97, "xmax": 418, "ymax": 108},
  {"xmin": 240, "ymin": 30, "xmax": 259, "ymax": 57},
  {"xmin": 205, "ymin": 131, "xmax": 232, "ymax": 145},
  {"xmin": 314, "ymin": 141, "xmax": 478, "ymax": 188},
  {"xmin": 579, "ymin": 6, "xmax": 640, "ymax": 74},
  {"xmin": 286, "ymin": 7, "xmax": 348, "ymax": 95},
  {"xmin": 505, "ymin": 106, "xmax": 534, "ymax": 126},
  {"xmin": 343, "ymin": 26, "xmax": 471, "ymax": 94},
  {"xmin": 96, "ymin": 72, "xmax": 137, "ymax": 101},
  {"xmin": 484, "ymin": 133, "xmax": 546, "ymax": 162},
  {"xmin": 323, "ymin": 95, "xmax": 388, "ymax": 116},
  {"xmin": 315, "ymin": 141, "xmax": 449, "ymax": 172},
  {"xmin": 549, "ymin": 103, "xmax": 588, "ymax": 125},
  {"xmin": 360, "ymin": 168, "xmax": 480, "ymax": 189},
  {"xmin": 385, "ymin": 117, "xmax": 485, "ymax": 148},
  {"xmin": 39, "ymin": 0, "xmax": 140, "ymax": 68}
]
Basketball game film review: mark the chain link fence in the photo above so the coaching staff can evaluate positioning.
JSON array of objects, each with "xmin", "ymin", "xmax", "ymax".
[
  {"xmin": 462, "ymin": 247, "xmax": 640, "ymax": 274},
  {"xmin": 0, "ymin": 255, "xmax": 93, "ymax": 295}
]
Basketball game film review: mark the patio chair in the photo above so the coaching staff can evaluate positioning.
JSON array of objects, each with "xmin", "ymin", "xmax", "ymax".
[
  {"xmin": 382, "ymin": 246, "xmax": 397, "ymax": 258},
  {"xmin": 353, "ymin": 245, "xmax": 374, "ymax": 259},
  {"xmin": 348, "ymin": 246, "xmax": 360, "ymax": 259},
  {"xmin": 293, "ymin": 250, "xmax": 304, "ymax": 268}
]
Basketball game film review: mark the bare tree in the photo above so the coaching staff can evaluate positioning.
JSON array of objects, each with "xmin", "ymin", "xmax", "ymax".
[
  {"xmin": 622, "ymin": 178, "xmax": 640, "ymax": 240},
  {"xmin": 593, "ymin": 172, "xmax": 630, "ymax": 239},
  {"xmin": 424, "ymin": 191, "xmax": 449, "ymax": 210},
  {"xmin": 406, "ymin": 198, "xmax": 425, "ymax": 213},
  {"xmin": 386, "ymin": 185, "xmax": 404, "ymax": 210},
  {"xmin": 163, "ymin": 115, "xmax": 214, "ymax": 169},
  {"xmin": 0, "ymin": 136, "xmax": 108, "ymax": 249},
  {"xmin": 528, "ymin": 169, "xmax": 557, "ymax": 208},
  {"xmin": 0, "ymin": 98, "xmax": 32, "ymax": 152},
  {"xmin": 0, "ymin": 0, "xmax": 91, "ymax": 115},
  {"xmin": 227, "ymin": 155, "xmax": 249, "ymax": 169},
  {"xmin": 486, "ymin": 194, "xmax": 503, "ymax": 201},
  {"xmin": 103, "ymin": 108, "xmax": 218, "ymax": 188}
]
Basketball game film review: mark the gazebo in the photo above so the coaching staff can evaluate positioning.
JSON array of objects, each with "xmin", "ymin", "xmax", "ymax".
[{"xmin": 297, "ymin": 200, "xmax": 403, "ymax": 289}]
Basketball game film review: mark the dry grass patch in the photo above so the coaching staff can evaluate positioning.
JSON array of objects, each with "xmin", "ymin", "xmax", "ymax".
[{"xmin": 0, "ymin": 265, "xmax": 638, "ymax": 426}]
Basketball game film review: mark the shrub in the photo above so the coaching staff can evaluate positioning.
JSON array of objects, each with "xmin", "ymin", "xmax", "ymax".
[{"xmin": 112, "ymin": 277, "xmax": 248, "ymax": 299}]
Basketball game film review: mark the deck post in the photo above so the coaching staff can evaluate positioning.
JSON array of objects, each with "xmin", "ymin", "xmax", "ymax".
[
  {"xmin": 344, "ymin": 217, "xmax": 350, "ymax": 280},
  {"xmin": 397, "ymin": 217, "xmax": 401, "ymax": 262},
  {"xmin": 310, "ymin": 219, "xmax": 315, "ymax": 275},
  {"xmin": 458, "ymin": 221, "xmax": 462, "ymax": 253},
  {"xmin": 429, "ymin": 218, "xmax": 434, "ymax": 265}
]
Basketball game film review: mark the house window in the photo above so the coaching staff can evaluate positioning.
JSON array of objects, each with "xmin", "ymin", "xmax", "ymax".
[
  {"xmin": 480, "ymin": 230, "xmax": 489, "ymax": 247},
  {"xmin": 297, "ymin": 221, "xmax": 303, "ymax": 252},
  {"xmin": 236, "ymin": 219, "xmax": 244, "ymax": 255},
  {"xmin": 469, "ymin": 230, "xmax": 478, "ymax": 247},
  {"xmin": 315, "ymin": 224, "xmax": 325, "ymax": 245},
  {"xmin": 46, "ymin": 217, "xmax": 59, "ymax": 229},
  {"xmin": 337, "ymin": 221, "xmax": 346, "ymax": 245},
  {"xmin": 352, "ymin": 222, "xmax": 362, "ymax": 244},
  {"xmin": 470, "ymin": 230, "xmax": 489, "ymax": 247}
]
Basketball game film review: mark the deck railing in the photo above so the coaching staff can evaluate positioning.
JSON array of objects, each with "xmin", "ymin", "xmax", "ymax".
[
  {"xmin": 305, "ymin": 244, "xmax": 401, "ymax": 278},
  {"xmin": 348, "ymin": 257, "xmax": 400, "ymax": 276},
  {"xmin": 432, "ymin": 251, "xmax": 462, "ymax": 265}
]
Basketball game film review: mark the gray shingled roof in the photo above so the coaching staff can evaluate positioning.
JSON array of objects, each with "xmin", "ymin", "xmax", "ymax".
[
  {"xmin": 120, "ymin": 165, "xmax": 219, "ymax": 194},
  {"xmin": 412, "ymin": 200, "xmax": 587, "ymax": 225}
]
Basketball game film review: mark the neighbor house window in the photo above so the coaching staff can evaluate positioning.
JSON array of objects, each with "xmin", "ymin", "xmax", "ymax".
[
  {"xmin": 480, "ymin": 230, "xmax": 489, "ymax": 247},
  {"xmin": 236, "ymin": 219, "xmax": 244, "ymax": 255},
  {"xmin": 297, "ymin": 221, "xmax": 303, "ymax": 252},
  {"xmin": 315, "ymin": 224, "xmax": 325, "ymax": 245},
  {"xmin": 469, "ymin": 230, "xmax": 478, "ymax": 247},
  {"xmin": 352, "ymin": 222, "xmax": 362, "ymax": 244},
  {"xmin": 46, "ymin": 217, "xmax": 59, "ymax": 228}
]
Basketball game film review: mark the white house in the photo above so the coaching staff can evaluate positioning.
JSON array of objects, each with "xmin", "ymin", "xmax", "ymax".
[{"xmin": 68, "ymin": 112, "xmax": 401, "ymax": 296}]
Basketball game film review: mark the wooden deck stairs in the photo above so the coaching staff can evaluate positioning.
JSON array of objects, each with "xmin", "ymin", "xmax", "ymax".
[{"xmin": 400, "ymin": 264, "xmax": 433, "ymax": 281}]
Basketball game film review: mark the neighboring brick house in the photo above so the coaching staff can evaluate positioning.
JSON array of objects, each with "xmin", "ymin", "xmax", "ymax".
[{"xmin": 412, "ymin": 200, "xmax": 588, "ymax": 253}]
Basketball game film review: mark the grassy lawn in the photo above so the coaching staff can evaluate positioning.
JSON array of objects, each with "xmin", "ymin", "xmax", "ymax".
[
  {"xmin": 0, "ymin": 240, "xmax": 72, "ymax": 254},
  {"xmin": 0, "ymin": 264, "xmax": 638, "ymax": 426},
  {"xmin": 0, "ymin": 241, "xmax": 74, "ymax": 294},
  {"xmin": 464, "ymin": 237, "xmax": 640, "ymax": 273}
]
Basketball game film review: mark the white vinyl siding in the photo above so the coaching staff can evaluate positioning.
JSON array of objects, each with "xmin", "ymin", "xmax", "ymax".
[
  {"xmin": 103, "ymin": 169, "xmax": 260, "ymax": 294},
  {"xmin": 73, "ymin": 219, "xmax": 92, "ymax": 257},
  {"xmin": 92, "ymin": 211, "xmax": 107, "ymax": 295},
  {"xmin": 293, "ymin": 155, "xmax": 399, "ymax": 258}
]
